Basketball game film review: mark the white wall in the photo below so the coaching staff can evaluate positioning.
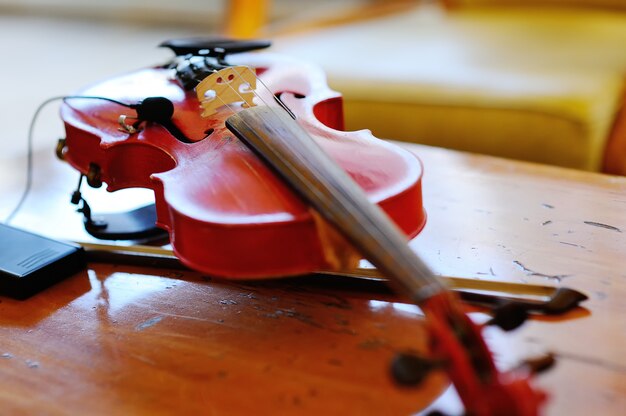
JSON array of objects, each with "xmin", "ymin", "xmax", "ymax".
[
  {"xmin": 0, "ymin": 0, "xmax": 224, "ymax": 27},
  {"xmin": 0, "ymin": 0, "xmax": 369, "ymax": 28}
]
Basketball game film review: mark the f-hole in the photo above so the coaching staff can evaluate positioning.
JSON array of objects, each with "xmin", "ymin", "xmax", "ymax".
[
  {"xmin": 204, "ymin": 128, "xmax": 215, "ymax": 139},
  {"xmin": 274, "ymin": 92, "xmax": 306, "ymax": 103}
]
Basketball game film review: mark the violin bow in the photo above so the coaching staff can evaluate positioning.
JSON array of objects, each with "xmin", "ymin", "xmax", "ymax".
[
  {"xmin": 78, "ymin": 241, "xmax": 586, "ymax": 316},
  {"xmin": 225, "ymin": 105, "xmax": 548, "ymax": 415}
]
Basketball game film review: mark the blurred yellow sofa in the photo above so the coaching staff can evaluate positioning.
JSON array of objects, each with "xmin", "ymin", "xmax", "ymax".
[{"xmin": 263, "ymin": 1, "xmax": 626, "ymax": 174}]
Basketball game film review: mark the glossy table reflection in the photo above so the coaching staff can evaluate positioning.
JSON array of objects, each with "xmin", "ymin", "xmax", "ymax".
[
  {"xmin": 1, "ymin": 143, "xmax": 625, "ymax": 415},
  {"xmin": 0, "ymin": 264, "xmax": 448, "ymax": 415}
]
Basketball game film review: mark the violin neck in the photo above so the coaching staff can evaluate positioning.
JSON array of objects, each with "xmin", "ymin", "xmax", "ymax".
[{"xmin": 226, "ymin": 106, "xmax": 445, "ymax": 303}]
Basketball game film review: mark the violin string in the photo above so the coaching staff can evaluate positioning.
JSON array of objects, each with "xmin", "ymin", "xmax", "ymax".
[
  {"xmin": 243, "ymin": 66, "xmax": 297, "ymax": 119},
  {"xmin": 200, "ymin": 63, "xmax": 295, "ymax": 123},
  {"xmin": 210, "ymin": 80, "xmax": 378, "ymax": 280},
  {"xmin": 216, "ymin": 75, "xmax": 401, "ymax": 288},
  {"xmin": 188, "ymin": 68, "xmax": 514, "ymax": 402},
  {"xmin": 236, "ymin": 66, "xmax": 289, "ymax": 114},
  {"xmin": 210, "ymin": 66, "xmax": 363, "ymax": 258},
  {"xmin": 211, "ymin": 64, "xmax": 360, "ymax": 214},
  {"xmin": 4, "ymin": 95, "xmax": 135, "ymax": 224},
  {"xmin": 195, "ymin": 70, "xmax": 520, "ymax": 408},
  {"xmin": 212, "ymin": 66, "xmax": 444, "ymax": 296},
  {"xmin": 213, "ymin": 66, "xmax": 317, "ymax": 176},
  {"xmin": 208, "ymin": 65, "xmax": 299, "ymax": 150},
  {"xmin": 210, "ymin": 66, "xmax": 350, "ymax": 226}
]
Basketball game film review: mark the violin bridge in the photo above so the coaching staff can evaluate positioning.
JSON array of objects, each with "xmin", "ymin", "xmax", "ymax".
[{"xmin": 196, "ymin": 66, "xmax": 257, "ymax": 118}]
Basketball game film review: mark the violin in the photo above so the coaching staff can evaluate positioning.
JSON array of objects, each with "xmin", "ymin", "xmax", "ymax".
[
  {"xmin": 59, "ymin": 38, "xmax": 426, "ymax": 278},
  {"xmin": 58, "ymin": 38, "xmax": 547, "ymax": 415}
]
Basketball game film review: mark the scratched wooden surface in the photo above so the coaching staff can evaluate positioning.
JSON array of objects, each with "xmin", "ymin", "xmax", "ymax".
[{"xmin": 1, "ymin": 143, "xmax": 625, "ymax": 415}]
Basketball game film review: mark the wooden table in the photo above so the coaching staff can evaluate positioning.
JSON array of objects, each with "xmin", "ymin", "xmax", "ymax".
[{"xmin": 1, "ymin": 143, "xmax": 625, "ymax": 415}]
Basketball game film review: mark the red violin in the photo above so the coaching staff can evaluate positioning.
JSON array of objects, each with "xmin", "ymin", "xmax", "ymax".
[
  {"xmin": 60, "ymin": 39, "xmax": 426, "ymax": 278},
  {"xmin": 59, "ymin": 38, "xmax": 547, "ymax": 415}
]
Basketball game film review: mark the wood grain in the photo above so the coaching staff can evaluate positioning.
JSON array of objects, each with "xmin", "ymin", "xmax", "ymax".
[{"xmin": 1, "ymin": 143, "xmax": 625, "ymax": 415}]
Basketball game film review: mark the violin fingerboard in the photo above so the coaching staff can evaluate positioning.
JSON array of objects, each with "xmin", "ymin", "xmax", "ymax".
[{"xmin": 226, "ymin": 106, "xmax": 445, "ymax": 303}]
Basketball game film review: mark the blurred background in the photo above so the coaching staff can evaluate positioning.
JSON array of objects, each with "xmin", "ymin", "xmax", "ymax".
[
  {"xmin": 0, "ymin": 0, "xmax": 375, "ymax": 159},
  {"xmin": 1, "ymin": 0, "xmax": 626, "ymax": 224},
  {"xmin": 0, "ymin": 0, "xmax": 387, "ymax": 227}
]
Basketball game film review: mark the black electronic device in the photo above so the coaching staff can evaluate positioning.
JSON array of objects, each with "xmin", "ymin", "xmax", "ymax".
[{"xmin": 0, "ymin": 223, "xmax": 86, "ymax": 299}]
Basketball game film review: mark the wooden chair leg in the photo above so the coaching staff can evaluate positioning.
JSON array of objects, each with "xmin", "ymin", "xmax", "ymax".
[{"xmin": 225, "ymin": 0, "xmax": 269, "ymax": 39}]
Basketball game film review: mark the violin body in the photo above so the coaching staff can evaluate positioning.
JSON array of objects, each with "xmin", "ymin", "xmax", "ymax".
[{"xmin": 60, "ymin": 52, "xmax": 426, "ymax": 278}]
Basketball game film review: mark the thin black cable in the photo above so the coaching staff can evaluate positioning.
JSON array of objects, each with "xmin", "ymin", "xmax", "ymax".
[{"xmin": 4, "ymin": 95, "xmax": 134, "ymax": 224}]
